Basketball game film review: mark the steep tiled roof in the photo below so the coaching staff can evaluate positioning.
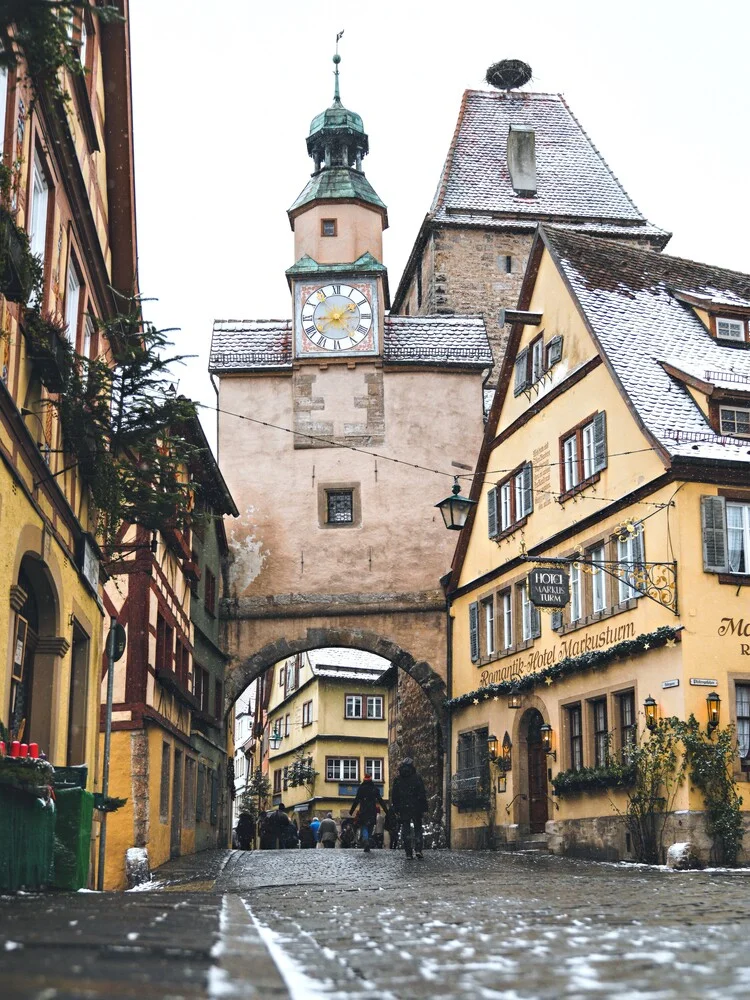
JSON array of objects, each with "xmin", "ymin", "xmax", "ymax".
[
  {"xmin": 209, "ymin": 316, "xmax": 492, "ymax": 372},
  {"xmin": 432, "ymin": 91, "xmax": 669, "ymax": 245},
  {"xmin": 542, "ymin": 226, "xmax": 750, "ymax": 464},
  {"xmin": 210, "ymin": 320, "xmax": 292, "ymax": 371}
]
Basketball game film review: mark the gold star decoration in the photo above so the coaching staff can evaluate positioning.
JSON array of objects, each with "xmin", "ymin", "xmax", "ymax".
[
  {"xmin": 545, "ymin": 676, "xmax": 554, "ymax": 686},
  {"xmin": 643, "ymin": 643, "xmax": 650, "ymax": 650},
  {"xmin": 666, "ymin": 638, "xmax": 676, "ymax": 648},
  {"xmin": 473, "ymin": 698, "xmax": 480, "ymax": 705},
  {"xmin": 484, "ymin": 693, "xmax": 490, "ymax": 699},
  {"xmin": 493, "ymin": 695, "xmax": 499, "ymax": 701}
]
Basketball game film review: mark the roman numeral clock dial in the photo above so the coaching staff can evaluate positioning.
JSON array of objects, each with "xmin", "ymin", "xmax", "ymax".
[{"xmin": 298, "ymin": 282, "xmax": 376, "ymax": 356}]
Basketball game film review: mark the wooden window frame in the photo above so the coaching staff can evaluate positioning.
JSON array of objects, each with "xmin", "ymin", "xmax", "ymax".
[
  {"xmin": 558, "ymin": 411, "xmax": 607, "ymax": 501},
  {"xmin": 481, "ymin": 595, "xmax": 495, "ymax": 656},
  {"xmin": 366, "ymin": 695, "xmax": 384, "ymax": 720},
  {"xmin": 302, "ymin": 699, "xmax": 313, "ymax": 727},
  {"xmin": 344, "ymin": 693, "xmax": 363, "ymax": 719},
  {"xmin": 617, "ymin": 689, "xmax": 636, "ymax": 764},
  {"xmin": 325, "ymin": 756, "xmax": 359, "ymax": 783},
  {"xmin": 365, "ymin": 757, "xmax": 384, "ymax": 782},
  {"xmin": 204, "ymin": 568, "xmax": 216, "ymax": 617},
  {"xmin": 320, "ymin": 218, "xmax": 337, "ymax": 237},
  {"xmin": 710, "ymin": 313, "xmax": 749, "ymax": 345},
  {"xmin": 491, "ymin": 462, "xmax": 533, "ymax": 539},
  {"xmin": 273, "ymin": 768, "xmax": 282, "ymax": 794},
  {"xmin": 718, "ymin": 404, "xmax": 750, "ymax": 437},
  {"xmin": 590, "ymin": 697, "xmax": 608, "ymax": 768},
  {"xmin": 567, "ymin": 703, "xmax": 584, "ymax": 772}
]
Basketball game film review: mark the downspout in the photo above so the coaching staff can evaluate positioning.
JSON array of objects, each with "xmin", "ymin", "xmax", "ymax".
[
  {"xmin": 210, "ymin": 373, "xmax": 220, "ymax": 461},
  {"xmin": 445, "ymin": 594, "xmax": 454, "ymax": 849}
]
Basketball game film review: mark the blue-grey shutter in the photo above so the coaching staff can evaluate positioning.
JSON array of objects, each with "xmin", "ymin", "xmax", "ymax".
[
  {"xmin": 531, "ymin": 603, "xmax": 541, "ymax": 639},
  {"xmin": 522, "ymin": 463, "xmax": 533, "ymax": 516},
  {"xmin": 488, "ymin": 487, "xmax": 499, "ymax": 538},
  {"xmin": 592, "ymin": 411, "xmax": 607, "ymax": 472},
  {"xmin": 547, "ymin": 335, "xmax": 563, "ymax": 366},
  {"xmin": 514, "ymin": 348, "xmax": 530, "ymax": 396},
  {"xmin": 469, "ymin": 602, "xmax": 480, "ymax": 662},
  {"xmin": 550, "ymin": 610, "xmax": 563, "ymax": 632},
  {"xmin": 701, "ymin": 496, "xmax": 728, "ymax": 572}
]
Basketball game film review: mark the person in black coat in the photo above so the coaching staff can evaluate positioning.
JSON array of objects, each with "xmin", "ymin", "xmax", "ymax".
[
  {"xmin": 267, "ymin": 803, "xmax": 297, "ymax": 849},
  {"xmin": 390, "ymin": 758, "xmax": 428, "ymax": 859},
  {"xmin": 235, "ymin": 812, "xmax": 256, "ymax": 850},
  {"xmin": 349, "ymin": 773, "xmax": 385, "ymax": 853}
]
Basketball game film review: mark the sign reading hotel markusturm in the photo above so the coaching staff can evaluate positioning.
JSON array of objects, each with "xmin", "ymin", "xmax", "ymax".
[{"xmin": 528, "ymin": 567, "xmax": 569, "ymax": 608}]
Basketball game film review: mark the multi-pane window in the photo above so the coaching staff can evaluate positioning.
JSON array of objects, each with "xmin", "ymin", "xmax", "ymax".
[
  {"xmin": 302, "ymin": 700, "xmax": 313, "ymax": 726},
  {"xmin": 492, "ymin": 464, "xmax": 533, "ymax": 534},
  {"xmin": 568, "ymin": 705, "xmax": 583, "ymax": 771},
  {"xmin": 591, "ymin": 544, "xmax": 607, "ymax": 613},
  {"xmin": 727, "ymin": 503, "xmax": 750, "ymax": 574},
  {"xmin": 531, "ymin": 337, "xmax": 544, "ymax": 382},
  {"xmin": 502, "ymin": 591, "xmax": 513, "ymax": 649},
  {"xmin": 570, "ymin": 563, "xmax": 582, "ymax": 623},
  {"xmin": 617, "ymin": 531, "xmax": 645, "ymax": 602},
  {"xmin": 560, "ymin": 413, "xmax": 607, "ymax": 495},
  {"xmin": 321, "ymin": 218, "xmax": 337, "ymax": 237},
  {"xmin": 365, "ymin": 758, "xmax": 383, "ymax": 782},
  {"xmin": 326, "ymin": 490, "xmax": 353, "ymax": 524},
  {"xmin": 345, "ymin": 694, "xmax": 363, "ymax": 719},
  {"xmin": 0, "ymin": 45, "xmax": 7, "ymax": 158},
  {"xmin": 204, "ymin": 569, "xmax": 216, "ymax": 616},
  {"xmin": 720, "ymin": 406, "xmax": 750, "ymax": 436},
  {"xmin": 155, "ymin": 613, "xmax": 173, "ymax": 671},
  {"xmin": 82, "ymin": 314, "xmax": 95, "ymax": 361},
  {"xmin": 500, "ymin": 481, "xmax": 511, "ymax": 530},
  {"xmin": 65, "ymin": 261, "xmax": 81, "ymax": 347},
  {"xmin": 592, "ymin": 699, "xmax": 608, "ymax": 767},
  {"xmin": 737, "ymin": 685, "xmax": 750, "ymax": 759},
  {"xmin": 273, "ymin": 769, "xmax": 282, "ymax": 794},
  {"xmin": 619, "ymin": 691, "xmax": 636, "ymax": 763},
  {"xmin": 366, "ymin": 695, "xmax": 383, "ymax": 719},
  {"xmin": 235, "ymin": 754, "xmax": 245, "ymax": 778},
  {"xmin": 455, "ymin": 727, "xmax": 490, "ymax": 808},
  {"xmin": 520, "ymin": 584, "xmax": 540, "ymax": 641},
  {"xmin": 716, "ymin": 317, "xmax": 745, "ymax": 342},
  {"xmin": 284, "ymin": 713, "xmax": 290, "ymax": 737},
  {"xmin": 29, "ymin": 151, "xmax": 49, "ymax": 267},
  {"xmin": 326, "ymin": 757, "xmax": 359, "ymax": 782},
  {"xmin": 482, "ymin": 596, "xmax": 495, "ymax": 655}
]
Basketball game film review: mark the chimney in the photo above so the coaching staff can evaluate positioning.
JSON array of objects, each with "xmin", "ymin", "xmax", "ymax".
[{"xmin": 507, "ymin": 125, "xmax": 537, "ymax": 196}]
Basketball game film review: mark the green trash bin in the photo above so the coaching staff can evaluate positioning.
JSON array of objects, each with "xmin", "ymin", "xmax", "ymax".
[
  {"xmin": 52, "ymin": 786, "xmax": 95, "ymax": 890},
  {"xmin": 0, "ymin": 786, "xmax": 56, "ymax": 891}
]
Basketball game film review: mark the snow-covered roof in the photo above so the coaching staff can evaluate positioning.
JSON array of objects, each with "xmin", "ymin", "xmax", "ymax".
[
  {"xmin": 542, "ymin": 226, "xmax": 750, "ymax": 465},
  {"xmin": 307, "ymin": 647, "xmax": 391, "ymax": 682},
  {"xmin": 431, "ymin": 91, "xmax": 668, "ymax": 245},
  {"xmin": 209, "ymin": 316, "xmax": 491, "ymax": 372}
]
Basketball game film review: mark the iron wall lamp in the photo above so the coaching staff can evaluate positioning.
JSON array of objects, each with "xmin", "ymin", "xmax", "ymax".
[
  {"xmin": 508, "ymin": 690, "xmax": 522, "ymax": 709},
  {"xmin": 540, "ymin": 723, "xmax": 556, "ymax": 760},
  {"xmin": 435, "ymin": 477, "xmax": 476, "ymax": 530},
  {"xmin": 707, "ymin": 691, "xmax": 721, "ymax": 734},
  {"xmin": 487, "ymin": 734, "xmax": 498, "ymax": 760},
  {"xmin": 644, "ymin": 695, "xmax": 657, "ymax": 730}
]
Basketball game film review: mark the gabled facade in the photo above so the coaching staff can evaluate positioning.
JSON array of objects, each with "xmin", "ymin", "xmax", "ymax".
[
  {"xmin": 265, "ymin": 649, "xmax": 391, "ymax": 820},
  {"xmin": 391, "ymin": 87, "xmax": 670, "ymax": 377},
  {"xmin": 447, "ymin": 226, "xmax": 750, "ymax": 861},
  {"xmin": 0, "ymin": 4, "xmax": 136, "ymax": 789}
]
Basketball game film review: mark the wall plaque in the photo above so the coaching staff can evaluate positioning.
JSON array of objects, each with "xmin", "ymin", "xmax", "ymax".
[
  {"xmin": 528, "ymin": 567, "xmax": 569, "ymax": 608},
  {"xmin": 689, "ymin": 678, "xmax": 718, "ymax": 687},
  {"xmin": 662, "ymin": 679, "xmax": 680, "ymax": 689}
]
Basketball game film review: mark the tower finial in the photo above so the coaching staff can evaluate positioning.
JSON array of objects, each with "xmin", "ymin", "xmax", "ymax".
[{"xmin": 333, "ymin": 29, "xmax": 344, "ymax": 103}]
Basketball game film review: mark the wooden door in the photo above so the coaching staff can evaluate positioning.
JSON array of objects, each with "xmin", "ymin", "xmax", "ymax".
[
  {"xmin": 171, "ymin": 750, "xmax": 183, "ymax": 858},
  {"xmin": 528, "ymin": 738, "xmax": 549, "ymax": 834}
]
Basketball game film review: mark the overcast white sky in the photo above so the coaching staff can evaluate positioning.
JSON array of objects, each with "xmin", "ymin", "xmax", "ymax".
[{"xmin": 128, "ymin": 0, "xmax": 750, "ymax": 439}]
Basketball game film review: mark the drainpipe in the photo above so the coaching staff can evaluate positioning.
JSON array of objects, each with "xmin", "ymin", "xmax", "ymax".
[
  {"xmin": 210, "ymin": 373, "xmax": 220, "ymax": 461},
  {"xmin": 445, "ymin": 596, "xmax": 454, "ymax": 849}
]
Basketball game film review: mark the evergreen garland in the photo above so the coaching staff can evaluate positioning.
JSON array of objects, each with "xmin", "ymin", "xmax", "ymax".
[
  {"xmin": 446, "ymin": 625, "xmax": 680, "ymax": 711},
  {"xmin": 552, "ymin": 763, "xmax": 636, "ymax": 797}
]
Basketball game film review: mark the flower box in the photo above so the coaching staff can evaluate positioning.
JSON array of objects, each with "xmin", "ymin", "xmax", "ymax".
[
  {"xmin": 23, "ymin": 310, "xmax": 72, "ymax": 393},
  {"xmin": 0, "ymin": 209, "xmax": 37, "ymax": 305}
]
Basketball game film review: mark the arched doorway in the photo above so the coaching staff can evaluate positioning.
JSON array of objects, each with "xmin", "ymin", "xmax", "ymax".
[{"xmin": 525, "ymin": 709, "xmax": 549, "ymax": 834}]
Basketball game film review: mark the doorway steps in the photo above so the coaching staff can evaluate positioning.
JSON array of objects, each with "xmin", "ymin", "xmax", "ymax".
[{"xmin": 495, "ymin": 833, "xmax": 549, "ymax": 853}]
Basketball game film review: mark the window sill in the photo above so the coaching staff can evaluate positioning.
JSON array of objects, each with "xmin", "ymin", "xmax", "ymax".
[
  {"xmin": 491, "ymin": 516, "xmax": 529, "ymax": 543},
  {"xmin": 477, "ymin": 638, "xmax": 534, "ymax": 667},
  {"xmin": 556, "ymin": 599, "xmax": 638, "ymax": 635},
  {"xmin": 558, "ymin": 472, "xmax": 601, "ymax": 504},
  {"xmin": 718, "ymin": 573, "xmax": 750, "ymax": 586}
]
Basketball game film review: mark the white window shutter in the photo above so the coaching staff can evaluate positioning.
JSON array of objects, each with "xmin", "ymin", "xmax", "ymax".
[
  {"xmin": 487, "ymin": 488, "xmax": 499, "ymax": 538},
  {"xmin": 522, "ymin": 463, "xmax": 533, "ymax": 516},
  {"xmin": 469, "ymin": 602, "xmax": 480, "ymax": 662},
  {"xmin": 514, "ymin": 348, "xmax": 530, "ymax": 396},
  {"xmin": 592, "ymin": 411, "xmax": 607, "ymax": 473},
  {"xmin": 701, "ymin": 496, "xmax": 728, "ymax": 572}
]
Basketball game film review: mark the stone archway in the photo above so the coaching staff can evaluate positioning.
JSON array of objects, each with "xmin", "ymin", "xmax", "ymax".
[{"xmin": 225, "ymin": 624, "xmax": 449, "ymax": 741}]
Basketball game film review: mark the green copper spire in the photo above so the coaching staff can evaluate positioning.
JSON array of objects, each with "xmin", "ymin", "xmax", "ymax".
[{"xmin": 333, "ymin": 29, "xmax": 343, "ymax": 103}]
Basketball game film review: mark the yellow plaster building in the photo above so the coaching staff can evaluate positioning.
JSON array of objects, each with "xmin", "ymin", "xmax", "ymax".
[
  {"xmin": 447, "ymin": 226, "xmax": 750, "ymax": 862},
  {"xmin": 266, "ymin": 649, "xmax": 392, "ymax": 822}
]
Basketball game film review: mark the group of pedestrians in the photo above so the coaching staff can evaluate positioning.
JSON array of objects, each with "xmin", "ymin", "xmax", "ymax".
[{"xmin": 233, "ymin": 757, "xmax": 428, "ymax": 859}]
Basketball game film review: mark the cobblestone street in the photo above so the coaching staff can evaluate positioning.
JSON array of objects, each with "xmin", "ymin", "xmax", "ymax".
[{"xmin": 2, "ymin": 849, "xmax": 750, "ymax": 999}]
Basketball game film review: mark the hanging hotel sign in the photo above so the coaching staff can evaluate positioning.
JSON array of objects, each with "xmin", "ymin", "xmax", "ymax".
[{"xmin": 528, "ymin": 567, "xmax": 569, "ymax": 608}]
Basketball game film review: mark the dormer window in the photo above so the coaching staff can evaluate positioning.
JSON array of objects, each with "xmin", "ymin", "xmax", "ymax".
[
  {"xmin": 715, "ymin": 317, "xmax": 747, "ymax": 343},
  {"xmin": 720, "ymin": 406, "xmax": 750, "ymax": 436},
  {"xmin": 321, "ymin": 219, "xmax": 337, "ymax": 237}
]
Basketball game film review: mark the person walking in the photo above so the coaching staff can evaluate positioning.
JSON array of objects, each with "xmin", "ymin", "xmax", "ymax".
[
  {"xmin": 390, "ymin": 757, "xmax": 428, "ymax": 859},
  {"xmin": 267, "ymin": 803, "xmax": 296, "ymax": 849},
  {"xmin": 349, "ymin": 773, "xmax": 385, "ymax": 853},
  {"xmin": 235, "ymin": 811, "xmax": 255, "ymax": 851},
  {"xmin": 318, "ymin": 812, "xmax": 338, "ymax": 848},
  {"xmin": 310, "ymin": 815, "xmax": 321, "ymax": 844},
  {"xmin": 374, "ymin": 806, "xmax": 386, "ymax": 849},
  {"xmin": 299, "ymin": 821, "xmax": 316, "ymax": 849},
  {"xmin": 384, "ymin": 804, "xmax": 399, "ymax": 849}
]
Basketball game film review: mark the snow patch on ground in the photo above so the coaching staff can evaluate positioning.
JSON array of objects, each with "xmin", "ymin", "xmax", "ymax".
[
  {"xmin": 4, "ymin": 940, "xmax": 22, "ymax": 951},
  {"xmin": 126, "ymin": 879, "xmax": 163, "ymax": 892},
  {"xmin": 245, "ymin": 905, "xmax": 330, "ymax": 1000}
]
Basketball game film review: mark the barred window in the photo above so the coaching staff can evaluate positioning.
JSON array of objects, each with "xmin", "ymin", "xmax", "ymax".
[{"xmin": 327, "ymin": 490, "xmax": 353, "ymax": 524}]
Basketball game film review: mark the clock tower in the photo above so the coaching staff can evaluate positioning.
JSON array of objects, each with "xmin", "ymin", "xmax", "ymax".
[{"xmin": 286, "ymin": 45, "xmax": 388, "ymax": 360}]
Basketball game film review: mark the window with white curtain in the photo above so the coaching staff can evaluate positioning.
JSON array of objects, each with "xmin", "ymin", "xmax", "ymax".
[
  {"xmin": 727, "ymin": 503, "xmax": 750, "ymax": 574},
  {"xmin": 563, "ymin": 434, "xmax": 579, "ymax": 491},
  {"xmin": 482, "ymin": 596, "xmax": 494, "ymax": 655},
  {"xmin": 582, "ymin": 422, "xmax": 595, "ymax": 480},
  {"xmin": 65, "ymin": 262, "xmax": 81, "ymax": 347},
  {"xmin": 502, "ymin": 591, "xmax": 512, "ymax": 649},
  {"xmin": 29, "ymin": 152, "xmax": 49, "ymax": 267},
  {"xmin": 570, "ymin": 563, "xmax": 582, "ymax": 623},
  {"xmin": 591, "ymin": 544, "xmax": 607, "ymax": 612},
  {"xmin": 737, "ymin": 684, "xmax": 750, "ymax": 759},
  {"xmin": 617, "ymin": 531, "xmax": 645, "ymax": 602}
]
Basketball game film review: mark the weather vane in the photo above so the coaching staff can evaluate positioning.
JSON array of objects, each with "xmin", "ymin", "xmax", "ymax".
[{"xmin": 333, "ymin": 29, "xmax": 344, "ymax": 102}]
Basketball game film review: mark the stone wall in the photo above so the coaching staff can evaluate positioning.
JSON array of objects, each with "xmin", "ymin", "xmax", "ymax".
[{"xmin": 389, "ymin": 669, "xmax": 443, "ymax": 825}]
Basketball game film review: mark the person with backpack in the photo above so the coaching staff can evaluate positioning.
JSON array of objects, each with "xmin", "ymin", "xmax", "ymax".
[
  {"xmin": 317, "ymin": 812, "xmax": 338, "ymax": 848},
  {"xmin": 390, "ymin": 757, "xmax": 428, "ymax": 859},
  {"xmin": 235, "ymin": 811, "xmax": 256, "ymax": 851},
  {"xmin": 267, "ymin": 803, "xmax": 297, "ymax": 849},
  {"xmin": 349, "ymin": 773, "xmax": 385, "ymax": 853}
]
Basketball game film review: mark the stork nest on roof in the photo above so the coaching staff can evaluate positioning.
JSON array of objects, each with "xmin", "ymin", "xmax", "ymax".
[{"xmin": 485, "ymin": 59, "xmax": 532, "ymax": 91}]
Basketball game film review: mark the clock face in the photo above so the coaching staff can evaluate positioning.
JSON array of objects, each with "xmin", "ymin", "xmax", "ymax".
[{"xmin": 298, "ymin": 282, "xmax": 376, "ymax": 354}]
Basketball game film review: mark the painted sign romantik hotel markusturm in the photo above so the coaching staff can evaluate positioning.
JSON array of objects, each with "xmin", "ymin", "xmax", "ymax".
[{"xmin": 446, "ymin": 225, "xmax": 750, "ymax": 862}]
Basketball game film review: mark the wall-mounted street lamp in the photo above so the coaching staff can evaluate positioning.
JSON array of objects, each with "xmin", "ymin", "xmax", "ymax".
[
  {"xmin": 508, "ymin": 690, "xmax": 522, "ymax": 709},
  {"xmin": 487, "ymin": 733, "xmax": 498, "ymax": 761},
  {"xmin": 435, "ymin": 477, "xmax": 476, "ymax": 531},
  {"xmin": 707, "ymin": 692, "xmax": 721, "ymax": 735},
  {"xmin": 644, "ymin": 695, "xmax": 657, "ymax": 730},
  {"xmin": 540, "ymin": 723, "xmax": 556, "ymax": 761},
  {"xmin": 269, "ymin": 731, "xmax": 282, "ymax": 751}
]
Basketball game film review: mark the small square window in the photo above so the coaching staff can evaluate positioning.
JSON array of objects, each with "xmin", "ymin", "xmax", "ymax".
[
  {"xmin": 321, "ymin": 219, "xmax": 337, "ymax": 237},
  {"xmin": 720, "ymin": 406, "xmax": 750, "ymax": 436},
  {"xmin": 327, "ymin": 490, "xmax": 353, "ymax": 524}
]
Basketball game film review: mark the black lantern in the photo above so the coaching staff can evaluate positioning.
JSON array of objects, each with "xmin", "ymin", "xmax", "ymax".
[
  {"xmin": 540, "ymin": 723, "xmax": 556, "ymax": 760},
  {"xmin": 508, "ymin": 690, "xmax": 522, "ymax": 709},
  {"xmin": 707, "ymin": 691, "xmax": 721, "ymax": 733},
  {"xmin": 644, "ymin": 695, "xmax": 657, "ymax": 730},
  {"xmin": 269, "ymin": 729, "xmax": 282, "ymax": 751},
  {"xmin": 487, "ymin": 734, "xmax": 498, "ymax": 760},
  {"xmin": 435, "ymin": 477, "xmax": 476, "ymax": 531}
]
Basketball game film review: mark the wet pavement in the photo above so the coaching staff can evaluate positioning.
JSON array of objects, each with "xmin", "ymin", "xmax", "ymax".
[{"xmin": 2, "ymin": 848, "xmax": 750, "ymax": 998}]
